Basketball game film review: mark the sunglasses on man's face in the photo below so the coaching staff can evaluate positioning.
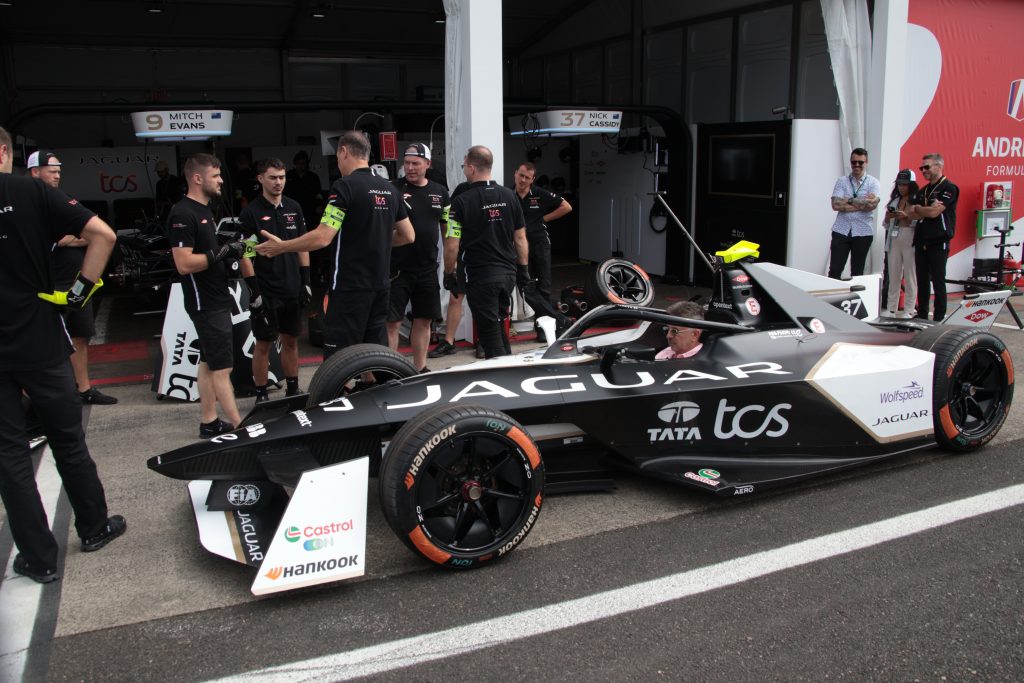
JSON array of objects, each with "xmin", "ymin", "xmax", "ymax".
[
  {"xmin": 850, "ymin": 160, "xmax": 866, "ymax": 166},
  {"xmin": 920, "ymin": 164, "xmax": 933, "ymax": 171}
]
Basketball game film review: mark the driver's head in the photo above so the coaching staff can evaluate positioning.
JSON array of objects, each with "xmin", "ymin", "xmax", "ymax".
[{"xmin": 663, "ymin": 301, "xmax": 704, "ymax": 355}]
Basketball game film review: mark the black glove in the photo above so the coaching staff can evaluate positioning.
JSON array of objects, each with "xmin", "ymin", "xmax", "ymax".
[
  {"xmin": 245, "ymin": 276, "xmax": 264, "ymax": 316},
  {"xmin": 299, "ymin": 266, "xmax": 312, "ymax": 308},
  {"xmin": 205, "ymin": 241, "xmax": 246, "ymax": 269},
  {"xmin": 516, "ymin": 264, "xmax": 532, "ymax": 291},
  {"xmin": 443, "ymin": 271, "xmax": 458, "ymax": 292}
]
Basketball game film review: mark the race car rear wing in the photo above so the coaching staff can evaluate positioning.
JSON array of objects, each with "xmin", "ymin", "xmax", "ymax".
[{"xmin": 941, "ymin": 290, "xmax": 1012, "ymax": 330}]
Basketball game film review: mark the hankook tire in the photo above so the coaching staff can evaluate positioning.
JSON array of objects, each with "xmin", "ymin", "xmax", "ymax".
[
  {"xmin": 306, "ymin": 343, "xmax": 418, "ymax": 408},
  {"xmin": 380, "ymin": 405, "xmax": 545, "ymax": 568},
  {"xmin": 584, "ymin": 258, "xmax": 655, "ymax": 308}
]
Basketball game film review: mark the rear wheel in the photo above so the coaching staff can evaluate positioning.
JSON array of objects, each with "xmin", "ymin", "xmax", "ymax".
[
  {"xmin": 380, "ymin": 405, "xmax": 544, "ymax": 568},
  {"xmin": 584, "ymin": 258, "xmax": 655, "ymax": 308},
  {"xmin": 305, "ymin": 343, "xmax": 418, "ymax": 408},
  {"xmin": 909, "ymin": 327, "xmax": 1014, "ymax": 451}
]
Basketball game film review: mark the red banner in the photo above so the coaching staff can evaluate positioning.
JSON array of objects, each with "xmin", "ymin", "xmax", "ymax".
[{"xmin": 904, "ymin": 0, "xmax": 1024, "ymax": 258}]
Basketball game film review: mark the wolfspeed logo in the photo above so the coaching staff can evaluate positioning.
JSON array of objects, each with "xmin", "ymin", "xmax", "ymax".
[
  {"xmin": 880, "ymin": 381, "xmax": 925, "ymax": 404},
  {"xmin": 497, "ymin": 496, "xmax": 542, "ymax": 556},
  {"xmin": 263, "ymin": 555, "xmax": 360, "ymax": 580},
  {"xmin": 405, "ymin": 425, "xmax": 457, "ymax": 488}
]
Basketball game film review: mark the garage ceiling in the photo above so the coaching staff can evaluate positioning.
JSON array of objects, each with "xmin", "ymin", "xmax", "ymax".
[{"xmin": 0, "ymin": 0, "xmax": 595, "ymax": 59}]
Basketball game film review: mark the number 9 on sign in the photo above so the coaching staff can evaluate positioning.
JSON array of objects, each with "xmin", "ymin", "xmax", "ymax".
[{"xmin": 146, "ymin": 113, "xmax": 163, "ymax": 131}]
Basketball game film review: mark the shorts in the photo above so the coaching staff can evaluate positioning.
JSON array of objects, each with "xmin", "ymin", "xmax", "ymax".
[
  {"xmin": 465, "ymin": 275, "xmax": 514, "ymax": 324},
  {"xmin": 62, "ymin": 299, "xmax": 95, "ymax": 339},
  {"xmin": 323, "ymin": 289, "xmax": 388, "ymax": 356},
  {"xmin": 252, "ymin": 297, "xmax": 302, "ymax": 342},
  {"xmin": 189, "ymin": 308, "xmax": 234, "ymax": 371},
  {"xmin": 388, "ymin": 267, "xmax": 442, "ymax": 322}
]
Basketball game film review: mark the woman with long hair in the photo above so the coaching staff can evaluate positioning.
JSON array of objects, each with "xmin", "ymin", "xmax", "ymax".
[{"xmin": 883, "ymin": 169, "xmax": 920, "ymax": 317}]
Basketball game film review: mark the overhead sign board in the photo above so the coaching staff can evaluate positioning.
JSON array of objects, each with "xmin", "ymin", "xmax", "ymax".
[
  {"xmin": 131, "ymin": 110, "xmax": 233, "ymax": 140},
  {"xmin": 509, "ymin": 110, "xmax": 622, "ymax": 137}
]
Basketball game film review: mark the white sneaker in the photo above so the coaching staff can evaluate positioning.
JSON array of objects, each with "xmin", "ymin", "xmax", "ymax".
[{"xmin": 897, "ymin": 311, "xmax": 912, "ymax": 319}]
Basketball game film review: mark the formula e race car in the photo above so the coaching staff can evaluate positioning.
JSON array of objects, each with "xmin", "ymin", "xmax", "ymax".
[{"xmin": 147, "ymin": 242, "xmax": 1015, "ymax": 594}]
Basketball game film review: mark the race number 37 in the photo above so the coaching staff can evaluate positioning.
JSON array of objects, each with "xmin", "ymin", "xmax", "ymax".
[{"xmin": 560, "ymin": 112, "xmax": 587, "ymax": 127}]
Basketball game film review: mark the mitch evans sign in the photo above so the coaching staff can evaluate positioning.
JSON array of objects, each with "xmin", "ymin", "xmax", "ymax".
[
  {"xmin": 509, "ymin": 110, "xmax": 622, "ymax": 137},
  {"xmin": 131, "ymin": 110, "xmax": 233, "ymax": 140}
]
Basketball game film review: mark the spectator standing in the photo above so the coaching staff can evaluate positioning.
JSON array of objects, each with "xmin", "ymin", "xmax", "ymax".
[
  {"xmin": 238, "ymin": 158, "xmax": 310, "ymax": 402},
  {"xmin": 0, "ymin": 127, "xmax": 126, "ymax": 584},
  {"xmin": 828, "ymin": 148, "xmax": 881, "ymax": 279},
  {"xmin": 255, "ymin": 131, "xmax": 414, "ymax": 358},
  {"xmin": 28, "ymin": 150, "xmax": 117, "ymax": 405},
  {"xmin": 909, "ymin": 153, "xmax": 959, "ymax": 321},
  {"xmin": 168, "ymin": 154, "xmax": 245, "ymax": 437},
  {"xmin": 444, "ymin": 146, "xmax": 529, "ymax": 359},
  {"xmin": 388, "ymin": 143, "xmax": 450, "ymax": 372},
  {"xmin": 883, "ymin": 169, "xmax": 919, "ymax": 318}
]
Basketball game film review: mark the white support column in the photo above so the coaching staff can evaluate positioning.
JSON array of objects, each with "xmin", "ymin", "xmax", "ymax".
[
  {"xmin": 443, "ymin": 0, "xmax": 505, "ymax": 188},
  {"xmin": 865, "ymin": 0, "xmax": 909, "ymax": 273}
]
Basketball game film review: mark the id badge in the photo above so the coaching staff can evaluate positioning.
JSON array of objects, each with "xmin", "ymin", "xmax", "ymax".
[{"xmin": 890, "ymin": 227, "xmax": 900, "ymax": 240}]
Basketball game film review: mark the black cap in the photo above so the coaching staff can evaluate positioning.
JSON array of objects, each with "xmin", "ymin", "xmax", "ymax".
[
  {"xmin": 896, "ymin": 168, "xmax": 916, "ymax": 184},
  {"xmin": 27, "ymin": 150, "xmax": 61, "ymax": 169}
]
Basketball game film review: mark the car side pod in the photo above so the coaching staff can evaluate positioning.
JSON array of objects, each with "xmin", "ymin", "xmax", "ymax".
[{"xmin": 188, "ymin": 457, "xmax": 370, "ymax": 596}]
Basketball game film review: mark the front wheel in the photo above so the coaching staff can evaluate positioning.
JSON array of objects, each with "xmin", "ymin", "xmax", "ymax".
[
  {"xmin": 305, "ymin": 343, "xmax": 418, "ymax": 408},
  {"xmin": 910, "ymin": 327, "xmax": 1014, "ymax": 451},
  {"xmin": 380, "ymin": 405, "xmax": 544, "ymax": 569}
]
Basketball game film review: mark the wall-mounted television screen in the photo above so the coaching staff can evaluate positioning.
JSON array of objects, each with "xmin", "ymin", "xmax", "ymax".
[{"xmin": 708, "ymin": 134, "xmax": 776, "ymax": 199}]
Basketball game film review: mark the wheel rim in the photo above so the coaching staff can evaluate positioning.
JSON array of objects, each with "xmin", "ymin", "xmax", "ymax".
[
  {"xmin": 605, "ymin": 264, "xmax": 651, "ymax": 304},
  {"xmin": 948, "ymin": 348, "xmax": 1008, "ymax": 437},
  {"xmin": 414, "ymin": 430, "xmax": 532, "ymax": 553}
]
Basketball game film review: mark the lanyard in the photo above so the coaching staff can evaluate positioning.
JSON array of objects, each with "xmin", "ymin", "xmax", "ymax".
[
  {"xmin": 923, "ymin": 177, "xmax": 946, "ymax": 204},
  {"xmin": 849, "ymin": 174, "xmax": 867, "ymax": 198}
]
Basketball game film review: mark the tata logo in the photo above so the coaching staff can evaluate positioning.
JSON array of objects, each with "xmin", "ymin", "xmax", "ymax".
[
  {"xmin": 1009, "ymin": 79, "xmax": 1024, "ymax": 122},
  {"xmin": 649, "ymin": 401, "xmax": 701, "ymax": 442}
]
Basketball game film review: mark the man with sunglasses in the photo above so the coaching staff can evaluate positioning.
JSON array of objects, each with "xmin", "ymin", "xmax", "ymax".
[
  {"xmin": 656, "ymin": 301, "xmax": 704, "ymax": 360},
  {"xmin": 828, "ymin": 148, "xmax": 880, "ymax": 279},
  {"xmin": 907, "ymin": 153, "xmax": 958, "ymax": 321}
]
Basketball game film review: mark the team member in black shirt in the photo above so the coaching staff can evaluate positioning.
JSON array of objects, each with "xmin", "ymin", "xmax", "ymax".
[
  {"xmin": 239, "ymin": 158, "xmax": 310, "ymax": 402},
  {"xmin": 0, "ymin": 126, "xmax": 126, "ymax": 584},
  {"xmin": 169, "ymin": 153, "xmax": 246, "ymax": 437},
  {"xmin": 388, "ymin": 143, "xmax": 450, "ymax": 372},
  {"xmin": 28, "ymin": 150, "xmax": 118, "ymax": 405},
  {"xmin": 255, "ymin": 131, "xmax": 414, "ymax": 359},
  {"xmin": 907, "ymin": 152, "xmax": 959, "ymax": 321},
  {"xmin": 513, "ymin": 162, "xmax": 571, "ymax": 308},
  {"xmin": 444, "ymin": 145, "xmax": 530, "ymax": 359}
]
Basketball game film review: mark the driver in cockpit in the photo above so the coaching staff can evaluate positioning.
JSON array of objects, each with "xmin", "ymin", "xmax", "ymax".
[{"xmin": 656, "ymin": 301, "xmax": 704, "ymax": 360}]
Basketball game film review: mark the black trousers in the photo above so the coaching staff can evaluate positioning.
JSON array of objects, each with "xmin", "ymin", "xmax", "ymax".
[
  {"xmin": 0, "ymin": 361, "xmax": 108, "ymax": 572},
  {"xmin": 323, "ymin": 288, "xmax": 388, "ymax": 359},
  {"xmin": 527, "ymin": 235, "xmax": 553, "ymax": 306},
  {"xmin": 828, "ymin": 232, "xmax": 873, "ymax": 279},
  {"xmin": 466, "ymin": 274, "xmax": 514, "ymax": 358},
  {"xmin": 915, "ymin": 243, "xmax": 949, "ymax": 321}
]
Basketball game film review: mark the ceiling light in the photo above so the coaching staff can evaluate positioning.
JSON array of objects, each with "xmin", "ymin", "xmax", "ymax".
[
  {"xmin": 0, "ymin": 2, "xmax": 15, "ymax": 6},
  {"xmin": 147, "ymin": 1, "xmax": 164, "ymax": 12},
  {"xmin": 312, "ymin": 4, "xmax": 328, "ymax": 18}
]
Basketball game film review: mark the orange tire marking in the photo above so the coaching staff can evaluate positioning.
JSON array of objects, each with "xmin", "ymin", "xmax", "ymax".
[
  {"xmin": 404, "ymin": 472, "xmax": 415, "ymax": 490},
  {"xmin": 607, "ymin": 293, "xmax": 626, "ymax": 304},
  {"xmin": 408, "ymin": 526, "xmax": 452, "ymax": 565},
  {"xmin": 507, "ymin": 426, "xmax": 541, "ymax": 469},
  {"xmin": 634, "ymin": 265, "xmax": 649, "ymax": 279},
  {"xmin": 939, "ymin": 405, "xmax": 959, "ymax": 439},
  {"xmin": 535, "ymin": 493, "xmax": 543, "ymax": 508},
  {"xmin": 1002, "ymin": 349, "xmax": 1014, "ymax": 385}
]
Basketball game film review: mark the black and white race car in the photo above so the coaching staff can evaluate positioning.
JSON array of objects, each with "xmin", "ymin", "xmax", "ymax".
[{"xmin": 147, "ymin": 242, "xmax": 1015, "ymax": 594}]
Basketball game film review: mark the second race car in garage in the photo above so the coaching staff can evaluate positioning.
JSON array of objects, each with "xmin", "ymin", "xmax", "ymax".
[{"xmin": 147, "ymin": 242, "xmax": 1015, "ymax": 594}]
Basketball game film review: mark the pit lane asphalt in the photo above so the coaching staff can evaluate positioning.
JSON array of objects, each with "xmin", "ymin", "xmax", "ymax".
[{"xmin": 4, "ymin": 310, "xmax": 1024, "ymax": 682}]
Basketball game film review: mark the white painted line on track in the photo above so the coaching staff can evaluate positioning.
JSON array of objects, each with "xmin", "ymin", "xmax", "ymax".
[
  {"xmin": 209, "ymin": 483, "xmax": 1024, "ymax": 683},
  {"xmin": 0, "ymin": 447, "xmax": 62, "ymax": 683}
]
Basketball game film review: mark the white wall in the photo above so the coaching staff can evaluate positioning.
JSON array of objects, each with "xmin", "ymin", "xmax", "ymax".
[{"xmin": 787, "ymin": 119, "xmax": 844, "ymax": 274}]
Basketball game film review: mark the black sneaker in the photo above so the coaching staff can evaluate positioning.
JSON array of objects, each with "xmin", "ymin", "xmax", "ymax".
[
  {"xmin": 199, "ymin": 418, "xmax": 235, "ymax": 439},
  {"xmin": 428, "ymin": 340, "xmax": 457, "ymax": 358},
  {"xmin": 81, "ymin": 515, "xmax": 127, "ymax": 552},
  {"xmin": 254, "ymin": 392, "xmax": 269, "ymax": 404},
  {"xmin": 12, "ymin": 554, "xmax": 60, "ymax": 584},
  {"xmin": 419, "ymin": 366, "xmax": 430, "ymax": 374},
  {"xmin": 80, "ymin": 387, "xmax": 118, "ymax": 405},
  {"xmin": 475, "ymin": 344, "xmax": 486, "ymax": 359}
]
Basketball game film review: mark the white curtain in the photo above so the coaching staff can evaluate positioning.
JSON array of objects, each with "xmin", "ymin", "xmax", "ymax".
[
  {"xmin": 443, "ymin": 0, "xmax": 463, "ymax": 192},
  {"xmin": 821, "ymin": 0, "xmax": 872, "ymax": 157}
]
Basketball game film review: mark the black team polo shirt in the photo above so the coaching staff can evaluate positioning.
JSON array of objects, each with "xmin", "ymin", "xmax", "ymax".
[
  {"xmin": 239, "ymin": 194, "xmax": 307, "ymax": 299},
  {"xmin": 392, "ymin": 177, "xmax": 450, "ymax": 272},
  {"xmin": 447, "ymin": 180, "xmax": 526, "ymax": 283},
  {"xmin": 167, "ymin": 196, "xmax": 231, "ymax": 312}
]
